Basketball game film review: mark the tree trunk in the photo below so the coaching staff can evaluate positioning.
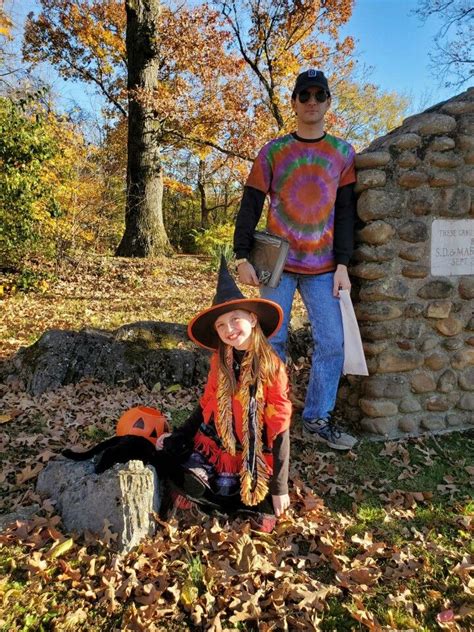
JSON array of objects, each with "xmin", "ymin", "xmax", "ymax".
[
  {"xmin": 116, "ymin": 0, "xmax": 172, "ymax": 257},
  {"xmin": 197, "ymin": 159, "xmax": 210, "ymax": 228}
]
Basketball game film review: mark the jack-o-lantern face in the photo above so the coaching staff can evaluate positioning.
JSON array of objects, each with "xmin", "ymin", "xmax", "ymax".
[{"xmin": 116, "ymin": 406, "xmax": 170, "ymax": 446}]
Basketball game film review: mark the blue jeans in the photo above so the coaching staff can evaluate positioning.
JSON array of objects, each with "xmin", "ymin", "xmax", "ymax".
[{"xmin": 261, "ymin": 271, "xmax": 344, "ymax": 421}]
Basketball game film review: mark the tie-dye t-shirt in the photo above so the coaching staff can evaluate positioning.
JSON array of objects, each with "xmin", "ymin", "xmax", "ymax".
[{"xmin": 246, "ymin": 133, "xmax": 356, "ymax": 274}]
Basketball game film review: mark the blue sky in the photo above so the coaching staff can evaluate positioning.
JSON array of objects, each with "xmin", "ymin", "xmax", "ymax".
[
  {"xmin": 341, "ymin": 0, "xmax": 456, "ymax": 112},
  {"xmin": 4, "ymin": 0, "xmax": 463, "ymax": 116}
]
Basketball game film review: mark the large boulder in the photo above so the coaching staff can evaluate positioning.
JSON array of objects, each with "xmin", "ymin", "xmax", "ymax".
[
  {"xmin": 36, "ymin": 458, "xmax": 161, "ymax": 552},
  {"xmin": 3, "ymin": 321, "xmax": 210, "ymax": 395}
]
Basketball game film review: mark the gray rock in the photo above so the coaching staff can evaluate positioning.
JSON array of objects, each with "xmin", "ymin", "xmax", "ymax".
[
  {"xmin": 430, "ymin": 172, "xmax": 458, "ymax": 187},
  {"xmin": 399, "ymin": 220, "xmax": 428, "ymax": 243},
  {"xmin": 420, "ymin": 336, "xmax": 439, "ymax": 352},
  {"xmin": 358, "ymin": 220, "xmax": 396, "ymax": 245},
  {"xmin": 353, "ymin": 244, "xmax": 396, "ymax": 262},
  {"xmin": 441, "ymin": 101, "xmax": 474, "ymax": 115},
  {"xmin": 355, "ymin": 151, "xmax": 391, "ymax": 168},
  {"xmin": 361, "ymin": 375, "xmax": 407, "ymax": 399},
  {"xmin": 399, "ymin": 248, "xmax": 426, "ymax": 263},
  {"xmin": 359, "ymin": 398, "xmax": 398, "ymax": 417},
  {"xmin": 356, "ymin": 303, "xmax": 403, "ymax": 321},
  {"xmin": 360, "ymin": 321, "xmax": 401, "ymax": 341},
  {"xmin": 418, "ymin": 280, "xmax": 454, "ymax": 299},
  {"xmin": 399, "ymin": 397, "xmax": 422, "ymax": 413},
  {"xmin": 411, "ymin": 372, "xmax": 436, "ymax": 393},
  {"xmin": 434, "ymin": 184, "xmax": 470, "ymax": 214},
  {"xmin": 443, "ymin": 338, "xmax": 465, "ymax": 351},
  {"xmin": 359, "ymin": 278, "xmax": 410, "ymax": 302},
  {"xmin": 424, "ymin": 352, "xmax": 449, "ymax": 371},
  {"xmin": 391, "ymin": 133, "xmax": 422, "ymax": 150},
  {"xmin": 457, "ymin": 393, "xmax": 474, "ymax": 411},
  {"xmin": 420, "ymin": 416, "xmax": 446, "ymax": 431},
  {"xmin": 425, "ymin": 395, "xmax": 450, "ymax": 412},
  {"xmin": 426, "ymin": 301, "xmax": 452, "ymax": 319},
  {"xmin": 378, "ymin": 350, "xmax": 424, "ymax": 373},
  {"xmin": 428, "ymin": 151, "xmax": 463, "ymax": 169},
  {"xmin": 37, "ymin": 458, "xmax": 161, "ymax": 552},
  {"xmin": 402, "ymin": 265, "xmax": 429, "ymax": 278},
  {"xmin": 459, "ymin": 277, "xmax": 474, "ymax": 300},
  {"xmin": 3, "ymin": 321, "xmax": 210, "ymax": 395},
  {"xmin": 355, "ymin": 169, "xmax": 387, "ymax": 192},
  {"xmin": 428, "ymin": 136, "xmax": 456, "ymax": 151},
  {"xmin": 458, "ymin": 114, "xmax": 474, "ymax": 136},
  {"xmin": 407, "ymin": 188, "xmax": 435, "ymax": 216},
  {"xmin": 359, "ymin": 416, "xmax": 399, "ymax": 436},
  {"xmin": 457, "ymin": 134, "xmax": 474, "ymax": 151},
  {"xmin": 404, "ymin": 112, "xmax": 457, "ymax": 136},
  {"xmin": 437, "ymin": 370, "xmax": 458, "ymax": 393},
  {"xmin": 463, "ymin": 169, "xmax": 474, "ymax": 186},
  {"xmin": 446, "ymin": 412, "xmax": 463, "ymax": 426},
  {"xmin": 398, "ymin": 417, "xmax": 419, "ymax": 433},
  {"xmin": 436, "ymin": 317, "xmax": 464, "ymax": 337},
  {"xmin": 0, "ymin": 504, "xmax": 41, "ymax": 531},
  {"xmin": 459, "ymin": 368, "xmax": 474, "ymax": 391},
  {"xmin": 400, "ymin": 320, "xmax": 425, "ymax": 339},
  {"xmin": 398, "ymin": 171, "xmax": 429, "ymax": 188},
  {"xmin": 397, "ymin": 151, "xmax": 418, "ymax": 169}
]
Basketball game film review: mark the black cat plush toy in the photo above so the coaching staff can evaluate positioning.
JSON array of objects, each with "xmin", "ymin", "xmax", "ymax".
[{"xmin": 63, "ymin": 406, "xmax": 192, "ymax": 476}]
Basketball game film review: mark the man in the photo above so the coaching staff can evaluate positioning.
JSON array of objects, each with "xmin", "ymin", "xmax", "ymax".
[{"xmin": 233, "ymin": 69, "xmax": 357, "ymax": 450}]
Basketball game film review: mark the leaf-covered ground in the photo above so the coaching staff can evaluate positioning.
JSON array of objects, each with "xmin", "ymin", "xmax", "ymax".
[{"xmin": 1, "ymin": 256, "xmax": 473, "ymax": 631}]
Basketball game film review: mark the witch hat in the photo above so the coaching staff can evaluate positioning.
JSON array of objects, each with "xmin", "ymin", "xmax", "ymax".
[{"xmin": 187, "ymin": 256, "xmax": 283, "ymax": 351}]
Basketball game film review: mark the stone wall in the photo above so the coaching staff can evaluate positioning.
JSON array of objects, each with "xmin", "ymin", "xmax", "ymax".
[{"xmin": 340, "ymin": 87, "xmax": 474, "ymax": 437}]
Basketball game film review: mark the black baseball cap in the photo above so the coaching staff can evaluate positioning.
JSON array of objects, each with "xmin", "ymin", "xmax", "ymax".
[{"xmin": 292, "ymin": 70, "xmax": 330, "ymax": 98}]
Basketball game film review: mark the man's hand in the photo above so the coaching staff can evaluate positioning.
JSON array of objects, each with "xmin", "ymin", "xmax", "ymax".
[
  {"xmin": 272, "ymin": 493, "xmax": 290, "ymax": 517},
  {"xmin": 333, "ymin": 264, "xmax": 351, "ymax": 297},
  {"xmin": 237, "ymin": 260, "xmax": 260, "ymax": 286}
]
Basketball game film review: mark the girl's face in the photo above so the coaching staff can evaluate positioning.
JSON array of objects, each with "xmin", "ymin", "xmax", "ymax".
[{"xmin": 215, "ymin": 309, "xmax": 257, "ymax": 350}]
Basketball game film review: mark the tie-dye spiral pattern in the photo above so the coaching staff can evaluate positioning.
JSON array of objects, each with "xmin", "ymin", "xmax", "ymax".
[{"xmin": 246, "ymin": 133, "xmax": 356, "ymax": 274}]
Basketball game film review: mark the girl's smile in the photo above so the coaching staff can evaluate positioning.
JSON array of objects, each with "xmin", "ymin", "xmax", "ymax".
[{"xmin": 215, "ymin": 309, "xmax": 257, "ymax": 350}]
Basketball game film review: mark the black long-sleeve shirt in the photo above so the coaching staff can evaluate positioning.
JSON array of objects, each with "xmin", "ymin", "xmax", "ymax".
[{"xmin": 233, "ymin": 183, "xmax": 356, "ymax": 267}]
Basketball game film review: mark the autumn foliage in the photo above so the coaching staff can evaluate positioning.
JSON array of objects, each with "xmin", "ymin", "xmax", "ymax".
[
  {"xmin": 0, "ymin": 92, "xmax": 124, "ymax": 272},
  {"xmin": 19, "ymin": 0, "xmax": 408, "ymax": 258}
]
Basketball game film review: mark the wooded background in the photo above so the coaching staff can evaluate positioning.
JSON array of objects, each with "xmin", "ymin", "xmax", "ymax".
[{"xmin": 1, "ymin": 0, "xmax": 469, "ymax": 278}]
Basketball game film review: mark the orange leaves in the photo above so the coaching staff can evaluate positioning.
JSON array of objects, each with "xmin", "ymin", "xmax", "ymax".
[
  {"xmin": 16, "ymin": 463, "xmax": 45, "ymax": 485},
  {"xmin": 0, "ymin": 8, "xmax": 12, "ymax": 40},
  {"xmin": 24, "ymin": 1, "xmax": 127, "ymax": 114}
]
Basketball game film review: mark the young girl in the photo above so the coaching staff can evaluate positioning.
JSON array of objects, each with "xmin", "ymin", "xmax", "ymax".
[{"xmin": 157, "ymin": 257, "xmax": 292, "ymax": 529}]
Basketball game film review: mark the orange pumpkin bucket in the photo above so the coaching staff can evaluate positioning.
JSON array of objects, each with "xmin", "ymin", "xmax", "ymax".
[{"xmin": 116, "ymin": 406, "xmax": 170, "ymax": 446}]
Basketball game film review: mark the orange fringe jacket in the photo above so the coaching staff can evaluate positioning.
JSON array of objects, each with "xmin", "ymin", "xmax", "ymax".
[{"xmin": 193, "ymin": 353, "xmax": 292, "ymax": 485}]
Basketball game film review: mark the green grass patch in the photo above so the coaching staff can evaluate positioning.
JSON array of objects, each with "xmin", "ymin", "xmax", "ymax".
[
  {"xmin": 169, "ymin": 407, "xmax": 193, "ymax": 429},
  {"xmin": 320, "ymin": 598, "xmax": 358, "ymax": 631},
  {"xmin": 83, "ymin": 425, "xmax": 110, "ymax": 442}
]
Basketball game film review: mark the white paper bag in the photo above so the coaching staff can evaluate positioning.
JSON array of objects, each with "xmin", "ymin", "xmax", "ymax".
[{"xmin": 338, "ymin": 289, "xmax": 369, "ymax": 376}]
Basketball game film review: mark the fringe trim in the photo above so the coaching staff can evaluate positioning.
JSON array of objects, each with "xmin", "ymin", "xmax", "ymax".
[
  {"xmin": 194, "ymin": 433, "xmax": 240, "ymax": 474},
  {"xmin": 215, "ymin": 345, "xmax": 238, "ymax": 455},
  {"xmin": 215, "ymin": 348, "xmax": 270, "ymax": 506}
]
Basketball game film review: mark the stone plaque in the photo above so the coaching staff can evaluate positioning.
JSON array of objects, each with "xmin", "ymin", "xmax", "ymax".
[{"xmin": 431, "ymin": 219, "xmax": 474, "ymax": 277}]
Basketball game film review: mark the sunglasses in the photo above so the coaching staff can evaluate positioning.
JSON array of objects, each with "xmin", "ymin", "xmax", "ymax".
[{"xmin": 298, "ymin": 90, "xmax": 329, "ymax": 104}]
